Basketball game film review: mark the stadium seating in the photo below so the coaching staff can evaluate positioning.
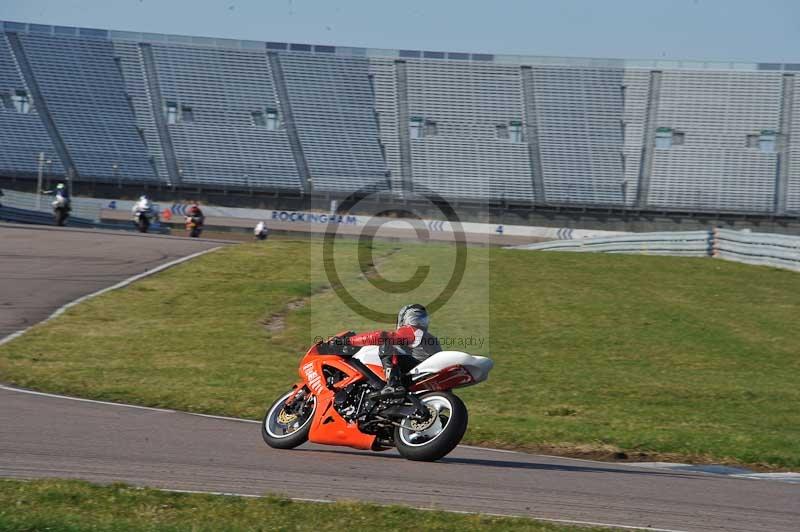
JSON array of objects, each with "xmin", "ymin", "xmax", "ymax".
[
  {"xmin": 782, "ymin": 76, "xmax": 800, "ymax": 214},
  {"xmin": 1, "ymin": 20, "xmax": 799, "ymax": 215},
  {"xmin": 394, "ymin": 59, "xmax": 534, "ymax": 202},
  {"xmin": 0, "ymin": 34, "xmax": 64, "ymax": 176},
  {"xmin": 648, "ymin": 70, "xmax": 783, "ymax": 212},
  {"xmin": 531, "ymin": 66, "xmax": 626, "ymax": 205},
  {"xmin": 18, "ymin": 33, "xmax": 156, "ymax": 182},
  {"xmin": 278, "ymin": 54, "xmax": 388, "ymax": 192},
  {"xmin": 146, "ymin": 42, "xmax": 300, "ymax": 189}
]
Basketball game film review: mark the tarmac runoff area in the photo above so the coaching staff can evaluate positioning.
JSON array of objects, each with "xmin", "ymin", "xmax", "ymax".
[{"xmin": 0, "ymin": 223, "xmax": 798, "ymax": 532}]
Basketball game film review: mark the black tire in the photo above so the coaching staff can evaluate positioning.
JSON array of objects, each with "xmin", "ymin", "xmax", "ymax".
[
  {"xmin": 261, "ymin": 389, "xmax": 316, "ymax": 450},
  {"xmin": 54, "ymin": 208, "xmax": 68, "ymax": 227},
  {"xmin": 137, "ymin": 217, "xmax": 150, "ymax": 233},
  {"xmin": 394, "ymin": 391, "xmax": 468, "ymax": 462}
]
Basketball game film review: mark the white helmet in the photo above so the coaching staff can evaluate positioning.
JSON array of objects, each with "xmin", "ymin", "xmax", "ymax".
[{"xmin": 397, "ymin": 304, "xmax": 430, "ymax": 330}]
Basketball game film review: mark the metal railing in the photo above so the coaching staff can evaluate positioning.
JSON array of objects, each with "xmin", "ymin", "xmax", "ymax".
[
  {"xmin": 514, "ymin": 231, "xmax": 712, "ymax": 256},
  {"xmin": 712, "ymin": 228, "xmax": 800, "ymax": 272},
  {"xmin": 513, "ymin": 229, "xmax": 800, "ymax": 273}
]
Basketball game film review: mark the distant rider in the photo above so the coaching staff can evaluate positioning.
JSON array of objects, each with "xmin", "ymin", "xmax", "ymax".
[
  {"xmin": 186, "ymin": 202, "xmax": 204, "ymax": 222},
  {"xmin": 131, "ymin": 194, "xmax": 153, "ymax": 218},
  {"xmin": 334, "ymin": 304, "xmax": 441, "ymax": 398},
  {"xmin": 43, "ymin": 183, "xmax": 71, "ymax": 226},
  {"xmin": 254, "ymin": 220, "xmax": 269, "ymax": 241},
  {"xmin": 185, "ymin": 202, "xmax": 205, "ymax": 237},
  {"xmin": 44, "ymin": 183, "xmax": 70, "ymax": 205}
]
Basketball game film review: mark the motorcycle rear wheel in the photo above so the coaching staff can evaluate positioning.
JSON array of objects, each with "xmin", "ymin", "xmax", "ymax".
[
  {"xmin": 261, "ymin": 389, "xmax": 316, "ymax": 450},
  {"xmin": 395, "ymin": 391, "xmax": 468, "ymax": 462}
]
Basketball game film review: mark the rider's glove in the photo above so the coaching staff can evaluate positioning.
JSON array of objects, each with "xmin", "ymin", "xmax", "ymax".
[
  {"xmin": 317, "ymin": 332, "xmax": 356, "ymax": 355},
  {"xmin": 334, "ymin": 332, "xmax": 358, "ymax": 355},
  {"xmin": 334, "ymin": 331, "xmax": 355, "ymax": 346}
]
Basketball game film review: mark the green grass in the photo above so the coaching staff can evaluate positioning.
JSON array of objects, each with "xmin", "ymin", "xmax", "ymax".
[
  {"xmin": 1, "ymin": 239, "xmax": 799, "ymax": 469},
  {"xmin": 0, "ymin": 479, "xmax": 612, "ymax": 531}
]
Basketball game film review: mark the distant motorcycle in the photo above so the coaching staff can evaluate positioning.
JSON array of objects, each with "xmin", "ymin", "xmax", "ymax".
[
  {"xmin": 132, "ymin": 197, "xmax": 157, "ymax": 233},
  {"xmin": 52, "ymin": 195, "xmax": 71, "ymax": 227},
  {"xmin": 254, "ymin": 221, "xmax": 269, "ymax": 241},
  {"xmin": 185, "ymin": 214, "xmax": 204, "ymax": 238}
]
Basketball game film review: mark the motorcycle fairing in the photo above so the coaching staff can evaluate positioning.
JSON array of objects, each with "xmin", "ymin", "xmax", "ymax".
[
  {"xmin": 408, "ymin": 351, "xmax": 493, "ymax": 385},
  {"xmin": 352, "ymin": 345, "xmax": 387, "ymax": 379},
  {"xmin": 410, "ymin": 365, "xmax": 475, "ymax": 392},
  {"xmin": 298, "ymin": 348, "xmax": 377, "ymax": 450},
  {"xmin": 355, "ymin": 347, "xmax": 493, "ymax": 391}
]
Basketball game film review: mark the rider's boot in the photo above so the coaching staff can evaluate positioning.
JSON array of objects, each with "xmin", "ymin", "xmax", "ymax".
[
  {"xmin": 370, "ymin": 349, "xmax": 406, "ymax": 399},
  {"xmin": 380, "ymin": 364, "xmax": 406, "ymax": 397}
]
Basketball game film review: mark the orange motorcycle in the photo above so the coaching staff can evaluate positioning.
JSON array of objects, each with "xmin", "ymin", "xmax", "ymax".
[
  {"xmin": 261, "ymin": 333, "xmax": 493, "ymax": 461},
  {"xmin": 184, "ymin": 214, "xmax": 204, "ymax": 238}
]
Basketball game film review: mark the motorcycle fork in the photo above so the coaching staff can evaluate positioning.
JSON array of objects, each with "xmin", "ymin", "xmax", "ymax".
[{"xmin": 283, "ymin": 385, "xmax": 307, "ymax": 410}]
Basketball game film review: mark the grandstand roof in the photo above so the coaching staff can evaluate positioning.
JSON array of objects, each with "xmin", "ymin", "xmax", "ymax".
[{"xmin": 2, "ymin": 19, "xmax": 798, "ymax": 73}]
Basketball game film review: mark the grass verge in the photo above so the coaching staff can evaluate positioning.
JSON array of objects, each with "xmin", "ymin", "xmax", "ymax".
[
  {"xmin": 0, "ymin": 478, "xmax": 615, "ymax": 531},
  {"xmin": 1, "ymin": 238, "xmax": 799, "ymax": 469}
]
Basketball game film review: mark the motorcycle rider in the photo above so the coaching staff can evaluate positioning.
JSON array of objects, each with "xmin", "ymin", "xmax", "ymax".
[
  {"xmin": 186, "ymin": 201, "xmax": 204, "ymax": 219},
  {"xmin": 131, "ymin": 194, "xmax": 152, "ymax": 217},
  {"xmin": 333, "ymin": 304, "xmax": 441, "ymax": 398},
  {"xmin": 44, "ymin": 183, "xmax": 70, "ymax": 203},
  {"xmin": 185, "ymin": 201, "xmax": 205, "ymax": 237},
  {"xmin": 44, "ymin": 183, "xmax": 71, "ymax": 225},
  {"xmin": 131, "ymin": 194, "xmax": 155, "ymax": 232},
  {"xmin": 254, "ymin": 220, "xmax": 269, "ymax": 240}
]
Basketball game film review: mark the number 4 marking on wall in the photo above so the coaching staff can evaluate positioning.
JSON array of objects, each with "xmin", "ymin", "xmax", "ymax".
[{"xmin": 495, "ymin": 225, "xmax": 504, "ymax": 235}]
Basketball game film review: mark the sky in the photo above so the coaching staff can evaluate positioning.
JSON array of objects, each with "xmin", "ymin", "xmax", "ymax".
[{"xmin": 1, "ymin": 0, "xmax": 799, "ymax": 63}]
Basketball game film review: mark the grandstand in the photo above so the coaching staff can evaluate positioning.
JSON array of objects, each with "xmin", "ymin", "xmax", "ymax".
[{"xmin": 1, "ymin": 19, "xmax": 799, "ymax": 218}]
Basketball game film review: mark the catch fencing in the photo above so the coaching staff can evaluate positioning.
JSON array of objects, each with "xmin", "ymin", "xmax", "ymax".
[{"xmin": 513, "ymin": 229, "xmax": 800, "ymax": 273}]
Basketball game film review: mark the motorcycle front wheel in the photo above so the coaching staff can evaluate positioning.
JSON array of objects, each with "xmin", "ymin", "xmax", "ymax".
[
  {"xmin": 395, "ymin": 391, "xmax": 468, "ymax": 462},
  {"xmin": 261, "ymin": 389, "xmax": 316, "ymax": 450}
]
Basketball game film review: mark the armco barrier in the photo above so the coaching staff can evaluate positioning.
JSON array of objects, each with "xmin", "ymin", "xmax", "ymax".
[
  {"xmin": 0, "ymin": 189, "xmax": 101, "ymax": 221},
  {"xmin": 513, "ymin": 231, "xmax": 713, "ymax": 257},
  {"xmin": 0, "ymin": 204, "xmax": 110, "ymax": 228},
  {"xmin": 514, "ymin": 229, "xmax": 800, "ymax": 273},
  {"xmin": 0, "ymin": 190, "xmax": 168, "ymax": 233},
  {"xmin": 713, "ymin": 228, "xmax": 800, "ymax": 272},
  {"xmin": 0, "ymin": 188, "xmax": 627, "ymax": 242}
]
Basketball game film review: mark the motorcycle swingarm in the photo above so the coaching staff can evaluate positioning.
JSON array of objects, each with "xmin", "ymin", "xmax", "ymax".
[
  {"xmin": 378, "ymin": 404, "xmax": 419, "ymax": 418},
  {"xmin": 376, "ymin": 400, "xmax": 431, "ymax": 421}
]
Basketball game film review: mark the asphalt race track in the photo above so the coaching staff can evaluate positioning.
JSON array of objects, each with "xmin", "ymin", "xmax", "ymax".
[
  {"xmin": 1, "ymin": 225, "xmax": 798, "ymax": 531},
  {"xmin": 0, "ymin": 223, "xmax": 224, "ymax": 340},
  {"xmin": 1, "ymin": 388, "xmax": 798, "ymax": 532}
]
